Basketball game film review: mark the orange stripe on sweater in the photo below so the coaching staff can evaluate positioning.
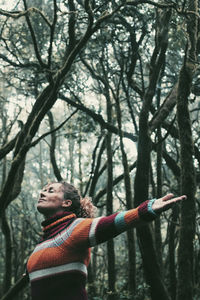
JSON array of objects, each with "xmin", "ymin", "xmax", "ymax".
[
  {"xmin": 27, "ymin": 244, "xmax": 90, "ymax": 272},
  {"xmin": 124, "ymin": 208, "xmax": 139, "ymax": 225},
  {"xmin": 66, "ymin": 218, "xmax": 93, "ymax": 248}
]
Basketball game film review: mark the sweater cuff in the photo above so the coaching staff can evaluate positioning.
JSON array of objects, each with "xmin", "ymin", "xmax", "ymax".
[{"xmin": 138, "ymin": 199, "xmax": 158, "ymax": 222}]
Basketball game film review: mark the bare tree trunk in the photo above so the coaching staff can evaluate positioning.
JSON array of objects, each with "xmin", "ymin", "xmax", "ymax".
[
  {"xmin": 134, "ymin": 8, "xmax": 172, "ymax": 300},
  {"xmin": 134, "ymin": 111, "xmax": 170, "ymax": 300},
  {"xmin": 154, "ymin": 74, "xmax": 164, "ymax": 272},
  {"xmin": 39, "ymin": 143, "xmax": 45, "ymax": 187},
  {"xmin": 176, "ymin": 1, "xmax": 198, "ymax": 299},
  {"xmin": 68, "ymin": 125, "xmax": 75, "ymax": 184},
  {"xmin": 78, "ymin": 122, "xmax": 83, "ymax": 195},
  {"xmin": 168, "ymin": 205, "xmax": 179, "ymax": 300},
  {"xmin": 114, "ymin": 83, "xmax": 136, "ymax": 295},
  {"xmin": 1, "ymin": 212, "xmax": 12, "ymax": 294},
  {"xmin": 106, "ymin": 88, "xmax": 116, "ymax": 300},
  {"xmin": 87, "ymin": 139, "xmax": 105, "ymax": 298},
  {"xmin": 154, "ymin": 132, "xmax": 163, "ymax": 272}
]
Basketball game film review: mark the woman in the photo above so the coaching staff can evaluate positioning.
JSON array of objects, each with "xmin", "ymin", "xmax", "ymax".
[{"xmin": 27, "ymin": 181, "xmax": 186, "ymax": 300}]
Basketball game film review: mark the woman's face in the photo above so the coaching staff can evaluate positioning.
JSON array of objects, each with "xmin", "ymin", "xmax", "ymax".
[{"xmin": 37, "ymin": 183, "xmax": 71, "ymax": 217}]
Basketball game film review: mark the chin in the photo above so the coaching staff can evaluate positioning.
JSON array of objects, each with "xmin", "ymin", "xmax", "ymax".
[
  {"xmin": 37, "ymin": 205, "xmax": 58, "ymax": 218},
  {"xmin": 37, "ymin": 205, "xmax": 48, "ymax": 215}
]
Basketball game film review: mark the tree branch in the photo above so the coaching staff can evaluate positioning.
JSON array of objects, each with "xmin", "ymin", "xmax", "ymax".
[
  {"xmin": 67, "ymin": 0, "xmax": 77, "ymax": 54},
  {"xmin": 59, "ymin": 94, "xmax": 138, "ymax": 142},
  {"xmin": 0, "ymin": 275, "xmax": 29, "ymax": 300},
  {"xmin": 93, "ymin": 161, "xmax": 137, "ymax": 205},
  {"xmin": 47, "ymin": 0, "xmax": 58, "ymax": 68},
  {"xmin": 0, "ymin": 7, "xmax": 51, "ymax": 27},
  {"xmin": 23, "ymin": 0, "xmax": 47, "ymax": 68},
  {"xmin": 30, "ymin": 109, "xmax": 78, "ymax": 147},
  {"xmin": 0, "ymin": 135, "xmax": 19, "ymax": 160},
  {"xmin": 47, "ymin": 111, "xmax": 63, "ymax": 181}
]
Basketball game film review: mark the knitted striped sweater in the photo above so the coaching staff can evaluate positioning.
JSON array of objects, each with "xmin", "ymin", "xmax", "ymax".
[{"xmin": 27, "ymin": 200, "xmax": 157, "ymax": 300}]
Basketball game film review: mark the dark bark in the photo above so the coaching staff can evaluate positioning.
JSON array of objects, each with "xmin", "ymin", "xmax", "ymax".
[
  {"xmin": 0, "ymin": 135, "xmax": 19, "ymax": 160},
  {"xmin": 78, "ymin": 122, "xmax": 83, "ymax": 194},
  {"xmin": 87, "ymin": 262, "xmax": 96, "ymax": 298},
  {"xmin": 154, "ymin": 68, "xmax": 164, "ymax": 273},
  {"xmin": 154, "ymin": 127, "xmax": 163, "ymax": 272},
  {"xmin": 1, "ymin": 212, "xmax": 12, "ymax": 294},
  {"xmin": 168, "ymin": 205, "xmax": 179, "ymax": 300},
  {"xmin": 48, "ymin": 111, "xmax": 63, "ymax": 181},
  {"xmin": 106, "ymin": 134, "xmax": 116, "ymax": 300},
  {"xmin": 162, "ymin": 150, "xmax": 180, "ymax": 178},
  {"xmin": 176, "ymin": 1, "xmax": 198, "ymax": 299},
  {"xmin": 60, "ymin": 94, "xmax": 137, "ymax": 142},
  {"xmin": 134, "ymin": 8, "xmax": 171, "ymax": 300},
  {"xmin": 114, "ymin": 81, "xmax": 136, "ymax": 294},
  {"xmin": 84, "ymin": 136, "xmax": 105, "ymax": 197},
  {"xmin": 149, "ymin": 83, "xmax": 178, "ymax": 133},
  {"xmin": 87, "ymin": 136, "xmax": 104, "ymax": 299},
  {"xmin": 0, "ymin": 275, "xmax": 29, "ymax": 300},
  {"xmin": 30, "ymin": 109, "xmax": 78, "ymax": 148},
  {"xmin": 93, "ymin": 161, "xmax": 136, "ymax": 205},
  {"xmin": 105, "ymin": 75, "xmax": 116, "ymax": 300}
]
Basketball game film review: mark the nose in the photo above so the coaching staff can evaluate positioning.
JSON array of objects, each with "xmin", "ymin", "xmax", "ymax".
[{"xmin": 40, "ymin": 191, "xmax": 46, "ymax": 198}]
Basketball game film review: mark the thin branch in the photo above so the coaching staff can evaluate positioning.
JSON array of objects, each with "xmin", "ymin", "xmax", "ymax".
[
  {"xmin": 85, "ymin": 0, "xmax": 94, "ymax": 26},
  {"xmin": 68, "ymin": 0, "xmax": 77, "ymax": 53},
  {"xmin": 126, "ymin": 0, "xmax": 176, "ymax": 9},
  {"xmin": 0, "ymin": 7, "xmax": 51, "ymax": 27},
  {"xmin": 0, "ymin": 53, "xmax": 39, "ymax": 69},
  {"xmin": 30, "ymin": 109, "xmax": 78, "ymax": 147},
  {"xmin": 94, "ymin": 161, "xmax": 137, "ymax": 205},
  {"xmin": 23, "ymin": 0, "xmax": 47, "ymax": 68},
  {"xmin": 48, "ymin": 0, "xmax": 58, "ymax": 68},
  {"xmin": 59, "ymin": 94, "xmax": 138, "ymax": 142},
  {"xmin": 47, "ymin": 111, "xmax": 63, "ymax": 181}
]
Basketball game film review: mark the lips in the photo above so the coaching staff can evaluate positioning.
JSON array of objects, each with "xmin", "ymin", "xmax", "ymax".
[{"xmin": 38, "ymin": 198, "xmax": 46, "ymax": 203}]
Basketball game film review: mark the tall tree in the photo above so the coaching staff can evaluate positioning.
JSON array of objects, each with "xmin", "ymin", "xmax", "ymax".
[
  {"xmin": 134, "ymin": 8, "xmax": 172, "ymax": 300},
  {"xmin": 176, "ymin": 0, "xmax": 198, "ymax": 299}
]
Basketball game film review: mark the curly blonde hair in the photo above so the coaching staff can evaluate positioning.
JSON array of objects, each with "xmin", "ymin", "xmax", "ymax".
[{"xmin": 60, "ymin": 182, "xmax": 96, "ymax": 218}]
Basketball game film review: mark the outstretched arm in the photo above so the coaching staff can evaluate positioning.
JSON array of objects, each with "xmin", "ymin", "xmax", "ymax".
[{"xmin": 68, "ymin": 193, "xmax": 186, "ymax": 248}]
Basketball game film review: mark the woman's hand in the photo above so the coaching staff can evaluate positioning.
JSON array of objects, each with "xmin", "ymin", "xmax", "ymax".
[{"xmin": 151, "ymin": 193, "xmax": 187, "ymax": 214}]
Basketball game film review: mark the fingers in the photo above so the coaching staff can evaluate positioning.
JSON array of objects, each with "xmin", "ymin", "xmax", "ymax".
[
  {"xmin": 162, "ymin": 193, "xmax": 174, "ymax": 201},
  {"xmin": 162, "ymin": 194, "xmax": 187, "ymax": 203},
  {"xmin": 171, "ymin": 195, "xmax": 187, "ymax": 203}
]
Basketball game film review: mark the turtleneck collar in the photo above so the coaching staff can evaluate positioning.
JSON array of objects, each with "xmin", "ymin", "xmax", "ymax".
[{"xmin": 41, "ymin": 211, "xmax": 76, "ymax": 241}]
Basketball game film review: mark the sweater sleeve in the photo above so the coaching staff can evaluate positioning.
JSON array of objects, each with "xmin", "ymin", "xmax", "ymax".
[{"xmin": 68, "ymin": 199, "xmax": 157, "ymax": 248}]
